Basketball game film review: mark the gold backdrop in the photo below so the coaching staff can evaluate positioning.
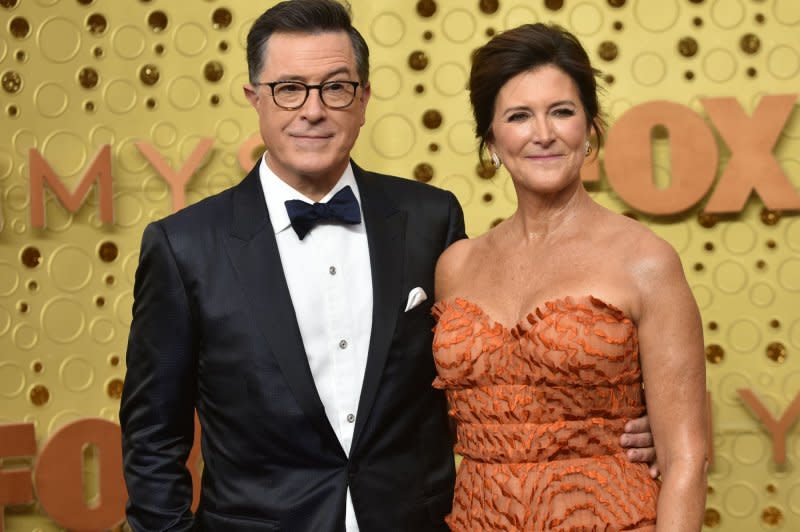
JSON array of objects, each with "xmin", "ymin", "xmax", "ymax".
[{"xmin": 1, "ymin": 0, "xmax": 799, "ymax": 530}]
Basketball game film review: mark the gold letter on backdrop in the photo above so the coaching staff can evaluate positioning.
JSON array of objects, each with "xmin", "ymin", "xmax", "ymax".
[
  {"xmin": 29, "ymin": 145, "xmax": 114, "ymax": 229},
  {"xmin": 0, "ymin": 423, "xmax": 36, "ymax": 532},
  {"xmin": 34, "ymin": 419, "xmax": 127, "ymax": 531},
  {"xmin": 136, "ymin": 138, "xmax": 215, "ymax": 213},
  {"xmin": 738, "ymin": 389, "xmax": 800, "ymax": 466},
  {"xmin": 604, "ymin": 101, "xmax": 719, "ymax": 215},
  {"xmin": 238, "ymin": 133, "xmax": 264, "ymax": 172},
  {"xmin": 701, "ymin": 95, "xmax": 800, "ymax": 213}
]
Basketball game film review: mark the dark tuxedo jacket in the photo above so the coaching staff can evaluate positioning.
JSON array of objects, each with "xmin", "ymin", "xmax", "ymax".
[{"xmin": 120, "ymin": 162, "xmax": 466, "ymax": 531}]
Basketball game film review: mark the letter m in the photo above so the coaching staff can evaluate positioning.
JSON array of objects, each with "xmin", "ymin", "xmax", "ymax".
[{"xmin": 29, "ymin": 145, "xmax": 113, "ymax": 229}]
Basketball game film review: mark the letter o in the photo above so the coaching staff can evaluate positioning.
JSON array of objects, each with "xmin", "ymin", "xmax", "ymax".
[
  {"xmin": 35, "ymin": 418, "xmax": 126, "ymax": 532},
  {"xmin": 604, "ymin": 101, "xmax": 718, "ymax": 215}
]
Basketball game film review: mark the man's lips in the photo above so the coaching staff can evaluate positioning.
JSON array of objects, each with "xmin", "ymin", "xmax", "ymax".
[{"xmin": 290, "ymin": 133, "xmax": 334, "ymax": 140}]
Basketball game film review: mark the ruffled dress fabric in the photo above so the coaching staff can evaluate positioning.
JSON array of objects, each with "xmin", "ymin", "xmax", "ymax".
[{"xmin": 432, "ymin": 296, "xmax": 659, "ymax": 531}]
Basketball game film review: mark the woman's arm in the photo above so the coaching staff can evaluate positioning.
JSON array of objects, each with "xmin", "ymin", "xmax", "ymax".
[{"xmin": 634, "ymin": 236, "xmax": 708, "ymax": 532}]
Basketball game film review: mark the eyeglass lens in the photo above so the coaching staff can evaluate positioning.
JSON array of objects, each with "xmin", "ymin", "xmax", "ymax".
[{"xmin": 273, "ymin": 81, "xmax": 356, "ymax": 109}]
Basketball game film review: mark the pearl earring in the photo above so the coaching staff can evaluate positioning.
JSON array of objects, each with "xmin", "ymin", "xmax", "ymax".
[{"xmin": 490, "ymin": 152, "xmax": 501, "ymax": 169}]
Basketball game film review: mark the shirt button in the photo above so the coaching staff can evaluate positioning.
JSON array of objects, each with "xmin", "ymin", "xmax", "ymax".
[
  {"xmin": 346, "ymin": 413, "xmax": 355, "ymax": 423},
  {"xmin": 329, "ymin": 266, "xmax": 336, "ymax": 275},
  {"xmin": 339, "ymin": 339, "xmax": 348, "ymax": 349}
]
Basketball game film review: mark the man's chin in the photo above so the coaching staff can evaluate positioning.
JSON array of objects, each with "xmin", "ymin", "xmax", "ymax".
[
  {"xmin": 294, "ymin": 159, "xmax": 349, "ymax": 180},
  {"xmin": 292, "ymin": 138, "xmax": 334, "ymax": 151}
]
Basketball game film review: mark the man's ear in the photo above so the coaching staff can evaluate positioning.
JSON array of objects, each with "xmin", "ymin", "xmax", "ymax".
[
  {"xmin": 361, "ymin": 82, "xmax": 371, "ymax": 104},
  {"xmin": 358, "ymin": 82, "xmax": 371, "ymax": 126},
  {"xmin": 243, "ymin": 84, "xmax": 259, "ymax": 109}
]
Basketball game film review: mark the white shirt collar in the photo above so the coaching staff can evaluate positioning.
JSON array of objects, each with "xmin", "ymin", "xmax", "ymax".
[{"xmin": 258, "ymin": 156, "xmax": 361, "ymax": 235}]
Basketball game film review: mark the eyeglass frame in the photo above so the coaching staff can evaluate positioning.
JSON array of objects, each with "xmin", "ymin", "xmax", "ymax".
[{"xmin": 252, "ymin": 79, "xmax": 362, "ymax": 110}]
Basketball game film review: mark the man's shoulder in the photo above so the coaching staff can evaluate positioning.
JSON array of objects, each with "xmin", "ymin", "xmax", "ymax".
[
  {"xmin": 358, "ymin": 167, "xmax": 456, "ymax": 205},
  {"xmin": 153, "ymin": 180, "xmax": 241, "ymax": 235}
]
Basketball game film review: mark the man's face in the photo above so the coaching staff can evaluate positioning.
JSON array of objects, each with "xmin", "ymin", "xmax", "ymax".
[{"xmin": 244, "ymin": 32, "xmax": 370, "ymax": 197}]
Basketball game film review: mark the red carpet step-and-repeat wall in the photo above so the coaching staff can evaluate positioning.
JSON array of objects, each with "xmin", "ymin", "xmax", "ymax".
[{"xmin": 1, "ymin": 0, "xmax": 799, "ymax": 530}]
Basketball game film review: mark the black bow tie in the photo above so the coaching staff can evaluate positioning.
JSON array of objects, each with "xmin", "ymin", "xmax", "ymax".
[{"xmin": 285, "ymin": 185, "xmax": 362, "ymax": 240}]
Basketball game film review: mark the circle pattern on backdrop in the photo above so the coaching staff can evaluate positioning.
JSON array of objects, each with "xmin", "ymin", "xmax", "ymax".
[
  {"xmin": 59, "ymin": 355, "xmax": 95, "ymax": 392},
  {"xmin": 726, "ymin": 319, "xmax": 761, "ymax": 353},
  {"xmin": 41, "ymin": 297, "xmax": 86, "ymax": 344},
  {"xmin": 112, "ymin": 25, "xmax": 147, "ymax": 59},
  {"xmin": 442, "ymin": 10, "xmax": 477, "ymax": 43},
  {"xmin": 41, "ymin": 132, "xmax": 87, "ymax": 177},
  {"xmin": 631, "ymin": 52, "xmax": 667, "ymax": 86},
  {"xmin": 569, "ymin": 3, "xmax": 604, "ymax": 36},
  {"xmin": 370, "ymin": 115, "xmax": 416, "ymax": 159},
  {"xmin": 721, "ymin": 222, "xmax": 757, "ymax": 255},
  {"xmin": 504, "ymin": 7, "xmax": 539, "ymax": 29},
  {"xmin": 776, "ymin": 259, "xmax": 800, "ymax": 292},
  {"xmin": 174, "ymin": 22, "xmax": 208, "ymax": 57},
  {"xmin": 712, "ymin": 261, "xmax": 749, "ymax": 294},
  {"xmin": 0, "ymin": 362, "xmax": 26, "ymax": 398},
  {"xmin": 104, "ymin": 79, "xmax": 138, "ymax": 114},
  {"xmin": 433, "ymin": 62, "xmax": 468, "ymax": 96},
  {"xmin": 48, "ymin": 246, "xmax": 93, "ymax": 292},
  {"xmin": 748, "ymin": 282, "xmax": 775, "ymax": 308},
  {"xmin": 34, "ymin": 82, "xmax": 69, "ymax": 118},
  {"xmin": 710, "ymin": 0, "xmax": 745, "ymax": 29},
  {"xmin": 633, "ymin": 0, "xmax": 679, "ymax": 32},
  {"xmin": 370, "ymin": 12, "xmax": 405, "ymax": 47},
  {"xmin": 0, "ymin": 262, "xmax": 20, "ymax": 296},
  {"xmin": 773, "ymin": 0, "xmax": 800, "ymax": 26},
  {"xmin": 703, "ymin": 48, "xmax": 738, "ymax": 82},
  {"xmin": 767, "ymin": 45, "xmax": 800, "ymax": 80},
  {"xmin": 37, "ymin": 17, "xmax": 81, "ymax": 63},
  {"xmin": 168, "ymin": 76, "xmax": 202, "ymax": 110},
  {"xmin": 370, "ymin": 66, "xmax": 403, "ymax": 100}
]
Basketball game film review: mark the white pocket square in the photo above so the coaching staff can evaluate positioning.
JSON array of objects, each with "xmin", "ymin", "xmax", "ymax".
[{"xmin": 404, "ymin": 287, "xmax": 428, "ymax": 312}]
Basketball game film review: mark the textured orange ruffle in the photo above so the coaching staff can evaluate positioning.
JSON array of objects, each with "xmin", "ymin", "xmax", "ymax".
[{"xmin": 432, "ymin": 296, "xmax": 658, "ymax": 531}]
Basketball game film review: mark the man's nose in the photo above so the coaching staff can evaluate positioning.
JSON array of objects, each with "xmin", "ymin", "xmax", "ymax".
[{"xmin": 301, "ymin": 87, "xmax": 326, "ymax": 120}]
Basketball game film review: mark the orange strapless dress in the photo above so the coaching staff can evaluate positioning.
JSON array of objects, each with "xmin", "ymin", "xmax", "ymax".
[{"xmin": 432, "ymin": 296, "xmax": 658, "ymax": 531}]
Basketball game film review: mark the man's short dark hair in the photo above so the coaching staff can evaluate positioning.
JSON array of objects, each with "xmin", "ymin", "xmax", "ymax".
[{"xmin": 246, "ymin": 0, "xmax": 370, "ymax": 85}]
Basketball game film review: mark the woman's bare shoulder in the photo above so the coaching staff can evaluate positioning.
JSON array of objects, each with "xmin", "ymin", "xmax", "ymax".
[
  {"xmin": 435, "ymin": 237, "xmax": 481, "ymax": 301},
  {"xmin": 598, "ymin": 210, "xmax": 681, "ymax": 271}
]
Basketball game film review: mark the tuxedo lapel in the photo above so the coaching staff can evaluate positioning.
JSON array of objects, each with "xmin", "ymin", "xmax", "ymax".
[
  {"xmin": 225, "ymin": 166, "xmax": 344, "ymax": 456},
  {"xmin": 351, "ymin": 164, "xmax": 406, "ymax": 448}
]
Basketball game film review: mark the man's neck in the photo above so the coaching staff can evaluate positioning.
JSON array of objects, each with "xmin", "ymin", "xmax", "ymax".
[{"xmin": 265, "ymin": 154, "xmax": 347, "ymax": 202}]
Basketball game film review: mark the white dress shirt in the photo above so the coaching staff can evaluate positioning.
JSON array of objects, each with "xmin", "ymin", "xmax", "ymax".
[{"xmin": 259, "ymin": 157, "xmax": 372, "ymax": 532}]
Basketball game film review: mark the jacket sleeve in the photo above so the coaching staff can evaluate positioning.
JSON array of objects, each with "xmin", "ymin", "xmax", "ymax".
[
  {"xmin": 120, "ymin": 222, "xmax": 197, "ymax": 531},
  {"xmin": 444, "ymin": 190, "xmax": 467, "ymax": 247}
]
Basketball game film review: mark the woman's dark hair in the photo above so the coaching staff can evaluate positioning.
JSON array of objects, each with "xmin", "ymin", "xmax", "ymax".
[
  {"xmin": 246, "ymin": 0, "xmax": 369, "ymax": 85},
  {"xmin": 469, "ymin": 23, "xmax": 606, "ymax": 161}
]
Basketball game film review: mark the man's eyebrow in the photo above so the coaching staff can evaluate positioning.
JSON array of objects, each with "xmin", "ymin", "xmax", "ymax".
[{"xmin": 274, "ymin": 67, "xmax": 353, "ymax": 82}]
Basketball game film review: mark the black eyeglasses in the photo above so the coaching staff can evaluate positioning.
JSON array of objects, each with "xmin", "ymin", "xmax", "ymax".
[{"xmin": 253, "ymin": 80, "xmax": 361, "ymax": 110}]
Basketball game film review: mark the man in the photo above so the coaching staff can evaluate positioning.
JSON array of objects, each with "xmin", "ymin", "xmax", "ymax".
[{"xmin": 120, "ymin": 1, "xmax": 656, "ymax": 530}]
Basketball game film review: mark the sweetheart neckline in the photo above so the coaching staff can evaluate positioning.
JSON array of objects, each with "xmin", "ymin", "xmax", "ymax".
[{"xmin": 433, "ymin": 294, "xmax": 634, "ymax": 332}]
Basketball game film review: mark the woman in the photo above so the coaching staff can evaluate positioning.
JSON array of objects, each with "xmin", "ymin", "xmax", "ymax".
[{"xmin": 433, "ymin": 24, "xmax": 707, "ymax": 531}]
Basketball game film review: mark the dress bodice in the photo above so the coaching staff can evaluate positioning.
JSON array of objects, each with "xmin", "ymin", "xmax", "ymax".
[{"xmin": 432, "ymin": 295, "xmax": 658, "ymax": 531}]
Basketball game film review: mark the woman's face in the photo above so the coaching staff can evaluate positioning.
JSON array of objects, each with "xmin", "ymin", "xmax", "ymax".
[{"xmin": 488, "ymin": 64, "xmax": 591, "ymax": 196}]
